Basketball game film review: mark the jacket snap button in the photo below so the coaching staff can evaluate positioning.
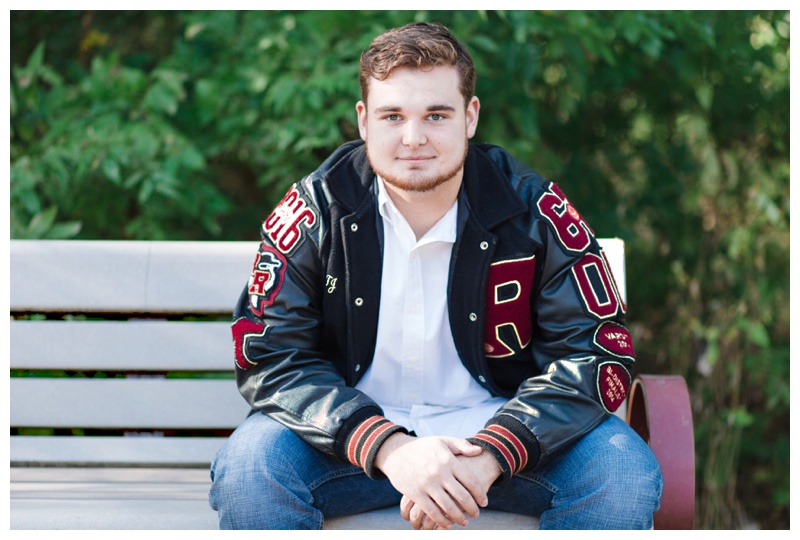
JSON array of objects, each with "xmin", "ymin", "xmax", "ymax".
[
  {"xmin": 355, "ymin": 297, "xmax": 364, "ymax": 306},
  {"xmin": 469, "ymin": 312, "xmax": 477, "ymax": 321},
  {"xmin": 478, "ymin": 375, "xmax": 486, "ymax": 383},
  {"xmin": 351, "ymin": 223, "xmax": 359, "ymax": 232},
  {"xmin": 355, "ymin": 364, "xmax": 361, "ymax": 372},
  {"xmin": 480, "ymin": 241, "xmax": 489, "ymax": 250}
]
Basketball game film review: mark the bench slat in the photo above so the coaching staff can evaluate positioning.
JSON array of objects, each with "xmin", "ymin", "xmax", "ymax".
[
  {"xmin": 10, "ymin": 240, "xmax": 256, "ymax": 313},
  {"xmin": 11, "ymin": 468, "xmax": 219, "ymax": 530},
  {"xmin": 11, "ymin": 320, "xmax": 234, "ymax": 372},
  {"xmin": 11, "ymin": 436, "xmax": 228, "ymax": 467},
  {"xmin": 10, "ymin": 468, "xmax": 538, "ymax": 530},
  {"xmin": 11, "ymin": 378, "xmax": 250, "ymax": 429}
]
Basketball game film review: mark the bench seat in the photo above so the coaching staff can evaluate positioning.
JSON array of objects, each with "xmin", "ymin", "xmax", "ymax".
[
  {"xmin": 10, "ymin": 467, "xmax": 538, "ymax": 530},
  {"xmin": 10, "ymin": 239, "xmax": 693, "ymax": 530}
]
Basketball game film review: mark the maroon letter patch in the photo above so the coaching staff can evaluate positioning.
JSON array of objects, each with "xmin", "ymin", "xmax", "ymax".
[
  {"xmin": 232, "ymin": 317, "xmax": 269, "ymax": 370},
  {"xmin": 484, "ymin": 255, "xmax": 536, "ymax": 358},
  {"xmin": 248, "ymin": 244, "xmax": 287, "ymax": 317},
  {"xmin": 597, "ymin": 361, "xmax": 631, "ymax": 413}
]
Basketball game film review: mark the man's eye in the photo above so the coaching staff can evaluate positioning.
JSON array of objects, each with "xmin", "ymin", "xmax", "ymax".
[
  {"xmin": 430, "ymin": 114, "xmax": 443, "ymax": 121},
  {"xmin": 387, "ymin": 114, "xmax": 400, "ymax": 121}
]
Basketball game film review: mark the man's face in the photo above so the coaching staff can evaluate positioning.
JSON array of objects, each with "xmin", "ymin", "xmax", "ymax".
[{"xmin": 356, "ymin": 66, "xmax": 480, "ymax": 193}]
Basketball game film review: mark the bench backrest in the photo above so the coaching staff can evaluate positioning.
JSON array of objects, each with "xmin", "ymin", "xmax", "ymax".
[{"xmin": 9, "ymin": 238, "xmax": 626, "ymax": 467}]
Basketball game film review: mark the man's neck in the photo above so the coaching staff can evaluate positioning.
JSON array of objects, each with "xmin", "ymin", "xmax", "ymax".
[{"xmin": 381, "ymin": 176, "xmax": 462, "ymax": 241}]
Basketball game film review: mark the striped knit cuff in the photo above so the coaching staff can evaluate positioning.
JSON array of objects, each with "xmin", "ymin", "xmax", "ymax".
[
  {"xmin": 468, "ymin": 420, "xmax": 540, "ymax": 483},
  {"xmin": 345, "ymin": 415, "xmax": 407, "ymax": 480}
]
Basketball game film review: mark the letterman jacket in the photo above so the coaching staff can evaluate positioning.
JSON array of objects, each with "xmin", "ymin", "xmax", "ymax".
[{"xmin": 232, "ymin": 140, "xmax": 636, "ymax": 483}]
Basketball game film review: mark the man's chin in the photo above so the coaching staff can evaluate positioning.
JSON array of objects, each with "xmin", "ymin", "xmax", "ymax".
[{"xmin": 378, "ymin": 173, "xmax": 453, "ymax": 193}]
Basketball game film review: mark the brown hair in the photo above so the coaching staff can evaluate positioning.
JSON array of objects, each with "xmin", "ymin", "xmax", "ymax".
[{"xmin": 359, "ymin": 22, "xmax": 476, "ymax": 108}]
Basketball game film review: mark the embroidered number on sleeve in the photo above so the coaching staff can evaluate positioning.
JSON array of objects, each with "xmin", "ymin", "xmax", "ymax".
[
  {"xmin": 263, "ymin": 185, "xmax": 317, "ymax": 255},
  {"xmin": 536, "ymin": 183, "xmax": 595, "ymax": 252},
  {"xmin": 572, "ymin": 252, "xmax": 623, "ymax": 319}
]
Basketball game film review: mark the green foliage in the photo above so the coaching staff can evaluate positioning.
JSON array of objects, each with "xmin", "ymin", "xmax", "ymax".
[{"xmin": 10, "ymin": 10, "xmax": 789, "ymax": 528}]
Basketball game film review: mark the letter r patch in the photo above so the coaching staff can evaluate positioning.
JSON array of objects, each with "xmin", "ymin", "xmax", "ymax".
[{"xmin": 484, "ymin": 255, "xmax": 536, "ymax": 358}]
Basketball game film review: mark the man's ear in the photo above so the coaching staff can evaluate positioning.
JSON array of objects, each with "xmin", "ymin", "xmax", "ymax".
[
  {"xmin": 466, "ymin": 96, "xmax": 480, "ymax": 139},
  {"xmin": 356, "ymin": 101, "xmax": 368, "ymax": 141}
]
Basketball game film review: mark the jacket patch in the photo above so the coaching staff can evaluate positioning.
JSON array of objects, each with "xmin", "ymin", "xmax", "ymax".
[
  {"xmin": 232, "ymin": 317, "xmax": 269, "ymax": 370},
  {"xmin": 248, "ymin": 243, "xmax": 287, "ymax": 316},
  {"xmin": 484, "ymin": 254, "xmax": 536, "ymax": 358},
  {"xmin": 594, "ymin": 321, "xmax": 636, "ymax": 361},
  {"xmin": 597, "ymin": 361, "xmax": 631, "ymax": 413},
  {"xmin": 571, "ymin": 252, "xmax": 623, "ymax": 320},
  {"xmin": 262, "ymin": 185, "xmax": 318, "ymax": 255},
  {"xmin": 536, "ymin": 182, "xmax": 594, "ymax": 253}
]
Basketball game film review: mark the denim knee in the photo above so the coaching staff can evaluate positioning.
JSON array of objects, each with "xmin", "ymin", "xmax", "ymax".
[
  {"xmin": 541, "ymin": 415, "xmax": 664, "ymax": 529},
  {"xmin": 208, "ymin": 413, "xmax": 321, "ymax": 529}
]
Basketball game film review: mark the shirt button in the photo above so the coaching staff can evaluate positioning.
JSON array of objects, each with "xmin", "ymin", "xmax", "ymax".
[
  {"xmin": 355, "ymin": 364, "xmax": 361, "ymax": 372},
  {"xmin": 480, "ymin": 241, "xmax": 489, "ymax": 250},
  {"xmin": 355, "ymin": 297, "xmax": 364, "ymax": 306},
  {"xmin": 478, "ymin": 375, "xmax": 486, "ymax": 383},
  {"xmin": 351, "ymin": 223, "xmax": 359, "ymax": 232},
  {"xmin": 469, "ymin": 312, "xmax": 477, "ymax": 322}
]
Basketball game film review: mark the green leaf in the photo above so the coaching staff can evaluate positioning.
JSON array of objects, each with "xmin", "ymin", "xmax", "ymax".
[
  {"xmin": 101, "ymin": 158, "xmax": 121, "ymax": 184},
  {"xmin": 45, "ymin": 221, "xmax": 83, "ymax": 239},
  {"xmin": 25, "ymin": 206, "xmax": 57, "ymax": 238},
  {"xmin": 142, "ymin": 84, "xmax": 179, "ymax": 115}
]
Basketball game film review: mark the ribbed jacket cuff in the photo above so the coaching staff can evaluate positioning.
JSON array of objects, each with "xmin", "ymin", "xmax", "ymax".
[
  {"xmin": 342, "ymin": 414, "xmax": 407, "ymax": 480},
  {"xmin": 468, "ymin": 417, "xmax": 541, "ymax": 483}
]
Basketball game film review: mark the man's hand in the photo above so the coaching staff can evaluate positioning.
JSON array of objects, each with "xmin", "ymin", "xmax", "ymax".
[
  {"xmin": 399, "ymin": 450, "xmax": 502, "ymax": 530},
  {"xmin": 374, "ymin": 433, "xmax": 487, "ymax": 530}
]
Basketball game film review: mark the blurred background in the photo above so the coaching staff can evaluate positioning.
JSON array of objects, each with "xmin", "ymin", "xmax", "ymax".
[{"xmin": 9, "ymin": 10, "xmax": 790, "ymax": 529}]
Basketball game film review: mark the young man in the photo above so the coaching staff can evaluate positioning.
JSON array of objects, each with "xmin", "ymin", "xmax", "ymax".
[{"xmin": 209, "ymin": 22, "xmax": 662, "ymax": 530}]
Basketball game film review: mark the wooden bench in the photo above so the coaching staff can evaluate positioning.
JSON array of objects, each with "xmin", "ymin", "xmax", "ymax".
[{"xmin": 9, "ymin": 238, "xmax": 695, "ymax": 530}]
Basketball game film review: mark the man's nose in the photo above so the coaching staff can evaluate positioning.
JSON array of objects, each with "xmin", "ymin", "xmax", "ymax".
[{"xmin": 402, "ymin": 121, "xmax": 427, "ymax": 148}]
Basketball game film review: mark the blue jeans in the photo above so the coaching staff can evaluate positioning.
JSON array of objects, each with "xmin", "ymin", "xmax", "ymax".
[{"xmin": 208, "ymin": 412, "xmax": 662, "ymax": 529}]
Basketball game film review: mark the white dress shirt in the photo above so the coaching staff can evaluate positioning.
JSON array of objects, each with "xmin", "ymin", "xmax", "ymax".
[{"xmin": 355, "ymin": 177, "xmax": 506, "ymax": 438}]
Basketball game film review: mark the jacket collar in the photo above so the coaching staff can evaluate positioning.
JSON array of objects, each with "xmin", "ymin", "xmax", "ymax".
[{"xmin": 323, "ymin": 140, "xmax": 527, "ymax": 230}]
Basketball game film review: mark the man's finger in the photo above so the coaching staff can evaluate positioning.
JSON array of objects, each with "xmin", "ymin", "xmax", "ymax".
[
  {"xmin": 409, "ymin": 504, "xmax": 425, "ymax": 530},
  {"xmin": 444, "ymin": 479, "xmax": 481, "ymax": 519},
  {"xmin": 416, "ymin": 494, "xmax": 457, "ymax": 530},
  {"xmin": 429, "ymin": 487, "xmax": 469, "ymax": 528},
  {"xmin": 400, "ymin": 495, "xmax": 414, "ymax": 522}
]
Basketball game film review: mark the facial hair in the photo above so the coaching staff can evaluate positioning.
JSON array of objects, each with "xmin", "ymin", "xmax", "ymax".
[{"xmin": 366, "ymin": 139, "xmax": 469, "ymax": 193}]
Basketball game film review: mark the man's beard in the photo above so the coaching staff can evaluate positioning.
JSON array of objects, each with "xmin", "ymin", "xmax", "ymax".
[{"xmin": 366, "ymin": 140, "xmax": 469, "ymax": 193}]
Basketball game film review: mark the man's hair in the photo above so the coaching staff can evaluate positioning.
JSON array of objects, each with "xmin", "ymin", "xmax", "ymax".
[{"xmin": 359, "ymin": 22, "xmax": 476, "ymax": 107}]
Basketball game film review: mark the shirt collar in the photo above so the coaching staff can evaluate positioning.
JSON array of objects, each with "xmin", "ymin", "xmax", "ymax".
[{"xmin": 376, "ymin": 176, "xmax": 458, "ymax": 245}]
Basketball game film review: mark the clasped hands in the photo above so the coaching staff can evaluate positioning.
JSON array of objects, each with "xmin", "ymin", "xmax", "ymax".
[{"xmin": 374, "ymin": 432, "xmax": 501, "ymax": 530}]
